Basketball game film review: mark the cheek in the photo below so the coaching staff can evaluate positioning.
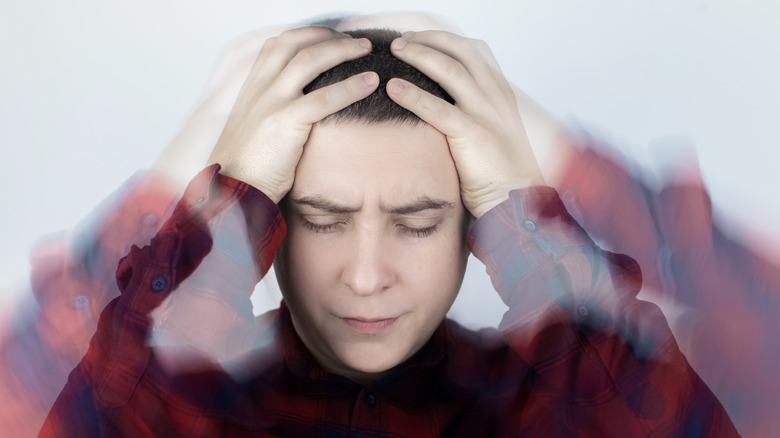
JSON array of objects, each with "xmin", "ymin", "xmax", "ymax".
[
  {"xmin": 406, "ymin": 234, "xmax": 469, "ymax": 305},
  {"xmin": 277, "ymin": 233, "xmax": 336, "ymax": 295}
]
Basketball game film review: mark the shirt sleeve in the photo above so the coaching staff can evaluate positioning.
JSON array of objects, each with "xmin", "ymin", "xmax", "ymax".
[
  {"xmin": 467, "ymin": 186, "xmax": 739, "ymax": 437},
  {"xmin": 557, "ymin": 140, "xmax": 780, "ymax": 436},
  {"xmin": 39, "ymin": 164, "xmax": 286, "ymax": 437},
  {"xmin": 0, "ymin": 169, "xmax": 180, "ymax": 438}
]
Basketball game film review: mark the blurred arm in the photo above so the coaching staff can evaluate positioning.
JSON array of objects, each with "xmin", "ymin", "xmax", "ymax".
[
  {"xmin": 39, "ymin": 165, "xmax": 285, "ymax": 437},
  {"xmin": 0, "ymin": 170, "xmax": 179, "ymax": 437},
  {"xmin": 468, "ymin": 186, "xmax": 738, "ymax": 436}
]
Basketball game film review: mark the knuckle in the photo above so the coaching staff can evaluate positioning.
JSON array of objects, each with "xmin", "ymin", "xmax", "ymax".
[
  {"xmin": 343, "ymin": 76, "xmax": 360, "ymax": 94},
  {"xmin": 291, "ymin": 46, "xmax": 316, "ymax": 66},
  {"xmin": 261, "ymin": 36, "xmax": 278, "ymax": 50},
  {"xmin": 313, "ymin": 88, "xmax": 334, "ymax": 107},
  {"xmin": 472, "ymin": 38, "xmax": 495, "ymax": 56},
  {"xmin": 436, "ymin": 100, "xmax": 449, "ymax": 121},
  {"xmin": 405, "ymin": 40, "xmax": 425, "ymax": 56},
  {"xmin": 280, "ymin": 26, "xmax": 334, "ymax": 42},
  {"xmin": 306, "ymin": 25, "xmax": 336, "ymax": 38},
  {"xmin": 411, "ymin": 30, "xmax": 433, "ymax": 40},
  {"xmin": 470, "ymin": 37, "xmax": 488, "ymax": 48},
  {"xmin": 457, "ymin": 36, "xmax": 474, "ymax": 52},
  {"xmin": 277, "ymin": 28, "xmax": 298, "ymax": 40},
  {"xmin": 411, "ymin": 89, "xmax": 427, "ymax": 111},
  {"xmin": 257, "ymin": 38, "xmax": 280, "ymax": 60},
  {"xmin": 445, "ymin": 61, "xmax": 469, "ymax": 81},
  {"xmin": 341, "ymin": 36, "xmax": 362, "ymax": 51}
]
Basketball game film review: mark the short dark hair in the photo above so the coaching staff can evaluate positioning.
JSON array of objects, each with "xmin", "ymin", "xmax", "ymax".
[{"xmin": 303, "ymin": 29, "xmax": 454, "ymax": 125}]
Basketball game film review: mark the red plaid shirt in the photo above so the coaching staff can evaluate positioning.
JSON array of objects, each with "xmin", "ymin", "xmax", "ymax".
[{"xmin": 36, "ymin": 164, "xmax": 736, "ymax": 437}]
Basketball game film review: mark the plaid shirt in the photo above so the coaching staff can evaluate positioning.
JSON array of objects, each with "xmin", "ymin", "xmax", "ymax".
[{"xmin": 35, "ymin": 164, "xmax": 737, "ymax": 437}]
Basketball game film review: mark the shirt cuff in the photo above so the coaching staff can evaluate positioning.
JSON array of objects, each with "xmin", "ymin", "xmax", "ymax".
[
  {"xmin": 468, "ymin": 186, "xmax": 593, "ymax": 263},
  {"xmin": 114, "ymin": 164, "xmax": 285, "ymax": 315}
]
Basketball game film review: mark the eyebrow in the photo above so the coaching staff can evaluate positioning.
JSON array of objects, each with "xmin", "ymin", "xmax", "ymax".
[
  {"xmin": 291, "ymin": 196, "xmax": 359, "ymax": 214},
  {"xmin": 385, "ymin": 198, "xmax": 455, "ymax": 215},
  {"xmin": 291, "ymin": 196, "xmax": 455, "ymax": 215}
]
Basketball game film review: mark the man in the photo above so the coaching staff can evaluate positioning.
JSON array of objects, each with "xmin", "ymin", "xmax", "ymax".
[{"xmin": 34, "ymin": 26, "xmax": 737, "ymax": 436}]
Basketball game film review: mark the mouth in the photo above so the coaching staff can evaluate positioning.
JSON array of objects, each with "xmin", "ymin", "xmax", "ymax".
[{"xmin": 341, "ymin": 317, "xmax": 399, "ymax": 335}]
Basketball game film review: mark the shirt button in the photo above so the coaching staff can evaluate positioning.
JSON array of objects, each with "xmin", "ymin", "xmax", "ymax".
[
  {"xmin": 151, "ymin": 276, "xmax": 168, "ymax": 292},
  {"xmin": 143, "ymin": 213, "xmax": 159, "ymax": 228},
  {"xmin": 523, "ymin": 219, "xmax": 537, "ymax": 232},
  {"xmin": 577, "ymin": 305, "xmax": 589, "ymax": 317},
  {"xmin": 365, "ymin": 392, "xmax": 376, "ymax": 407},
  {"xmin": 73, "ymin": 295, "xmax": 90, "ymax": 310}
]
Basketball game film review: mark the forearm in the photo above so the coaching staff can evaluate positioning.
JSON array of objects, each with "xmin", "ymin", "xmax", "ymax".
[
  {"xmin": 468, "ymin": 186, "xmax": 738, "ymax": 436},
  {"xmin": 41, "ymin": 165, "xmax": 286, "ymax": 435},
  {"xmin": 0, "ymin": 168, "xmax": 181, "ymax": 437}
]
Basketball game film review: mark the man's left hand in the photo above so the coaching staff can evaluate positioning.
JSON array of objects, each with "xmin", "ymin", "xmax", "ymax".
[{"xmin": 387, "ymin": 30, "xmax": 545, "ymax": 218}]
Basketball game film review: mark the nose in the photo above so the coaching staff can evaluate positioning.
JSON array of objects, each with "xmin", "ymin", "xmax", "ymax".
[{"xmin": 340, "ymin": 228, "xmax": 395, "ymax": 296}]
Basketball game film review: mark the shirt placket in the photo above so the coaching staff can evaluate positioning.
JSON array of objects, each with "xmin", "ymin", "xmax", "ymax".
[{"xmin": 349, "ymin": 386, "xmax": 383, "ymax": 436}]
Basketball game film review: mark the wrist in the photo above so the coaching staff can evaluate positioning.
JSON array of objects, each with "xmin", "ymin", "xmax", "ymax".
[
  {"xmin": 212, "ymin": 161, "xmax": 286, "ymax": 204},
  {"xmin": 469, "ymin": 175, "xmax": 546, "ymax": 219}
]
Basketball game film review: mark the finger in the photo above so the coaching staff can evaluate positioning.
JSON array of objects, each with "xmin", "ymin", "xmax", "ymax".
[
  {"xmin": 252, "ymin": 26, "xmax": 350, "ymax": 77},
  {"xmin": 286, "ymin": 71, "xmax": 380, "ymax": 124},
  {"xmin": 393, "ymin": 31, "xmax": 514, "ymax": 105},
  {"xmin": 273, "ymin": 36, "xmax": 373, "ymax": 98},
  {"xmin": 385, "ymin": 78, "xmax": 472, "ymax": 138},
  {"xmin": 389, "ymin": 38, "xmax": 487, "ymax": 111},
  {"xmin": 401, "ymin": 30, "xmax": 502, "ymax": 74},
  {"xmin": 239, "ymin": 27, "xmax": 353, "ymax": 100}
]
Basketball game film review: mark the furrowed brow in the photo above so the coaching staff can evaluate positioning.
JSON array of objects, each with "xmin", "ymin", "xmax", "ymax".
[
  {"xmin": 385, "ymin": 198, "xmax": 455, "ymax": 215},
  {"xmin": 291, "ymin": 196, "xmax": 360, "ymax": 214}
]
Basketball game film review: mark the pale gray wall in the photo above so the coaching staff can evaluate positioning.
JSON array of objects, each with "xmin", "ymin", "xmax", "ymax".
[{"xmin": 2, "ymin": 1, "xmax": 779, "ymax": 329}]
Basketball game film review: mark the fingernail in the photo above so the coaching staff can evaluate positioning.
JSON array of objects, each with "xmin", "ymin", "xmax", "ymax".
[
  {"xmin": 358, "ymin": 38, "xmax": 371, "ymax": 49},
  {"xmin": 391, "ymin": 38, "xmax": 407, "ymax": 50},
  {"xmin": 388, "ymin": 79, "xmax": 404, "ymax": 94},
  {"xmin": 364, "ymin": 72, "xmax": 378, "ymax": 85}
]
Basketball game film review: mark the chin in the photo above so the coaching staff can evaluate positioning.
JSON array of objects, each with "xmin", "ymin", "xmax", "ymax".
[{"xmin": 337, "ymin": 342, "xmax": 411, "ymax": 377}]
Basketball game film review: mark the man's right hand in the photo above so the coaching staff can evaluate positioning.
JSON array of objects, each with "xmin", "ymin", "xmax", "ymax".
[{"xmin": 208, "ymin": 27, "xmax": 379, "ymax": 203}]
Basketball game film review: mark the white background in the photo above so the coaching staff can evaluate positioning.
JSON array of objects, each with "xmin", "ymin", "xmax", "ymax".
[{"xmin": 1, "ymin": 0, "xmax": 779, "ymax": 327}]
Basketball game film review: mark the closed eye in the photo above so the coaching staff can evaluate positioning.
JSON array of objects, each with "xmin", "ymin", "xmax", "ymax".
[
  {"xmin": 302, "ymin": 220, "xmax": 344, "ymax": 233},
  {"xmin": 301, "ymin": 220, "xmax": 438, "ymax": 237},
  {"xmin": 398, "ymin": 224, "xmax": 438, "ymax": 237}
]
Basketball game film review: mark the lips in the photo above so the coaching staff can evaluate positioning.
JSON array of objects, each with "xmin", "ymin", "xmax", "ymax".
[{"xmin": 342, "ymin": 317, "xmax": 399, "ymax": 334}]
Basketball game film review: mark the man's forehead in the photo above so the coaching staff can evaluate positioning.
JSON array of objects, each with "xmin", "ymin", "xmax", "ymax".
[
  {"xmin": 303, "ymin": 122, "xmax": 451, "ymax": 162},
  {"xmin": 289, "ymin": 121, "xmax": 461, "ymax": 218}
]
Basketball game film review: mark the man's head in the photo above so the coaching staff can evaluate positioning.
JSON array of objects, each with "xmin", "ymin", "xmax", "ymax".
[
  {"xmin": 303, "ymin": 29, "xmax": 453, "ymax": 124},
  {"xmin": 274, "ymin": 29, "xmax": 469, "ymax": 383}
]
